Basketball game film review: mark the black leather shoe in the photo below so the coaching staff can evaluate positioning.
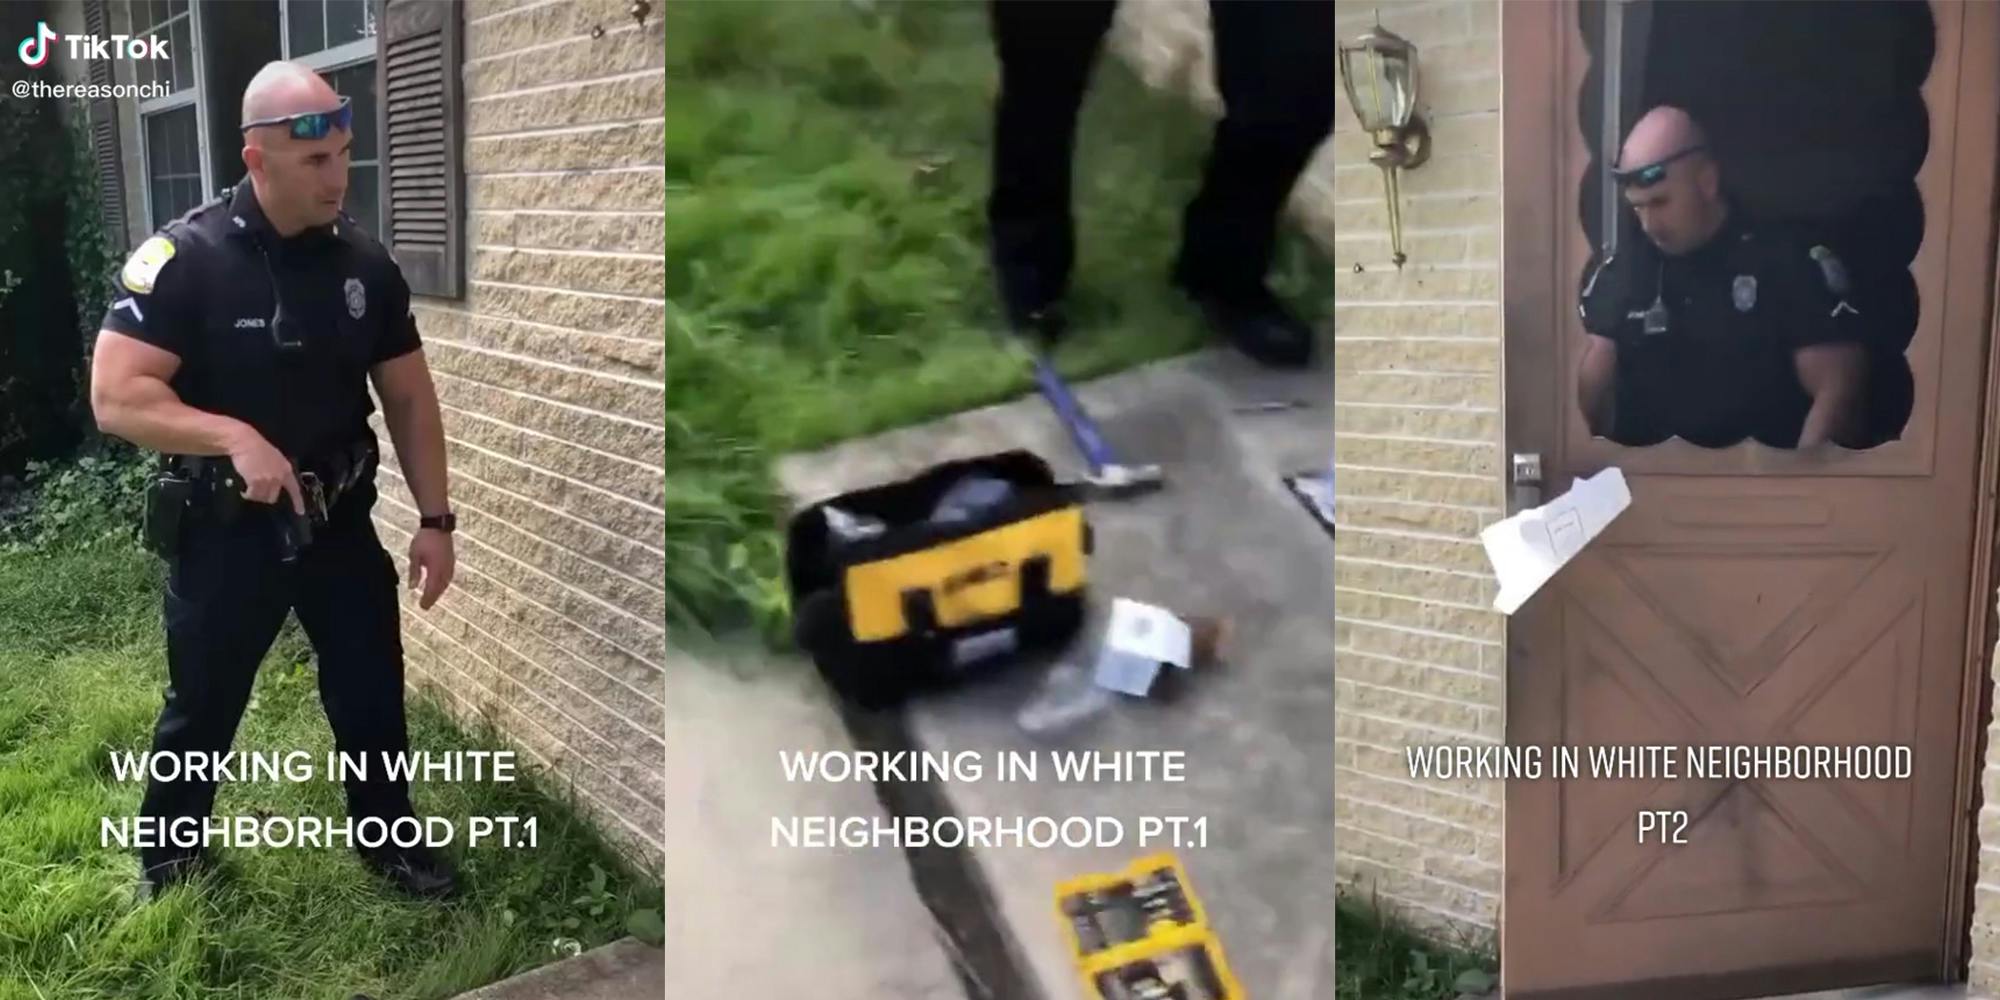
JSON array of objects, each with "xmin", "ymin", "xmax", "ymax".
[
  {"xmin": 1182, "ymin": 285, "xmax": 1316, "ymax": 369},
  {"xmin": 360, "ymin": 843, "xmax": 458, "ymax": 899},
  {"xmin": 136, "ymin": 848, "xmax": 209, "ymax": 902}
]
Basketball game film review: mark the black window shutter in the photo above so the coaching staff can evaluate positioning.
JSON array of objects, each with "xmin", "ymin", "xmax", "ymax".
[
  {"xmin": 82, "ymin": 0, "xmax": 127, "ymax": 252},
  {"xmin": 375, "ymin": 0, "xmax": 464, "ymax": 299}
]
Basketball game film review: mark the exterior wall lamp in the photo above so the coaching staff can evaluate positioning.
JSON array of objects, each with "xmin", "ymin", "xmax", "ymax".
[{"xmin": 1338, "ymin": 21, "xmax": 1431, "ymax": 268}]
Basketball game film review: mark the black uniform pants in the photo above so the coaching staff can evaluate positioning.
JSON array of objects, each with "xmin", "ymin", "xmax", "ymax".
[
  {"xmin": 986, "ymin": 0, "xmax": 1338, "ymax": 311},
  {"xmin": 140, "ymin": 480, "xmax": 414, "ymax": 870}
]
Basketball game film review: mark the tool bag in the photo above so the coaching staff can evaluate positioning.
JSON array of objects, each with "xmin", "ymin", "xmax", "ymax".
[{"xmin": 786, "ymin": 450, "xmax": 1091, "ymax": 708}]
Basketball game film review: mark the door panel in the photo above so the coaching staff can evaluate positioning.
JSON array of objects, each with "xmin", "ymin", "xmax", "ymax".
[{"xmin": 1498, "ymin": 2, "xmax": 1997, "ymax": 996}]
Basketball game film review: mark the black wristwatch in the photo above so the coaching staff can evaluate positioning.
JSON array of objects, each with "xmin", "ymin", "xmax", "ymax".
[{"xmin": 419, "ymin": 512, "xmax": 456, "ymax": 533}]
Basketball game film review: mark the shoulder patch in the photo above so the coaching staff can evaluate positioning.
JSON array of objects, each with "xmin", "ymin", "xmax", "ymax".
[{"xmin": 120, "ymin": 235, "xmax": 176, "ymax": 294}]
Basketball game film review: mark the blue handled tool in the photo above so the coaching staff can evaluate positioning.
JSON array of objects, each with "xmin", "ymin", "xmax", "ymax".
[{"xmin": 1006, "ymin": 320, "xmax": 1164, "ymax": 498}]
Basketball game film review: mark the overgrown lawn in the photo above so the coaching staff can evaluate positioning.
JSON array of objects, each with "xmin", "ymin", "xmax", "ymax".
[{"xmin": 0, "ymin": 543, "xmax": 664, "ymax": 1000}]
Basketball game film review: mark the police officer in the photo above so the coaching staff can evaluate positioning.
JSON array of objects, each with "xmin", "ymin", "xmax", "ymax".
[
  {"xmin": 88, "ymin": 62, "xmax": 458, "ymax": 900},
  {"xmin": 1579, "ymin": 106, "xmax": 1869, "ymax": 449},
  {"xmin": 985, "ymin": 0, "xmax": 1335, "ymax": 368}
]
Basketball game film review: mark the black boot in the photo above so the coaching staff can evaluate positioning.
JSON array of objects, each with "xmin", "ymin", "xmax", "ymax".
[
  {"xmin": 359, "ymin": 842, "xmax": 458, "ymax": 899},
  {"xmin": 1005, "ymin": 298, "xmax": 1068, "ymax": 351},
  {"xmin": 1177, "ymin": 279, "xmax": 1315, "ymax": 369},
  {"xmin": 990, "ymin": 224, "xmax": 1071, "ymax": 349}
]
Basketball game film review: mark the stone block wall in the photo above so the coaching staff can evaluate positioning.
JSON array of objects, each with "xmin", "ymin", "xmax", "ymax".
[{"xmin": 369, "ymin": 0, "xmax": 668, "ymax": 871}]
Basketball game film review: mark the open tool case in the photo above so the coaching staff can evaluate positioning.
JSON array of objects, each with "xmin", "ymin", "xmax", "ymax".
[
  {"xmin": 786, "ymin": 450, "xmax": 1092, "ymax": 708},
  {"xmin": 1055, "ymin": 852, "xmax": 1244, "ymax": 1000}
]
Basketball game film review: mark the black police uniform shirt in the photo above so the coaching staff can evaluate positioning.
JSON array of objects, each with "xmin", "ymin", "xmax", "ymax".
[
  {"xmin": 99, "ymin": 180, "xmax": 421, "ymax": 464},
  {"xmin": 1578, "ymin": 210, "xmax": 1864, "ymax": 448}
]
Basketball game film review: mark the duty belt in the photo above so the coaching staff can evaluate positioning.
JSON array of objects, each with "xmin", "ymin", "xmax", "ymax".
[{"xmin": 168, "ymin": 438, "xmax": 377, "ymax": 525}]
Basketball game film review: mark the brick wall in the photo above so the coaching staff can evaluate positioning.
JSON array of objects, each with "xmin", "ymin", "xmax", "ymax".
[
  {"xmin": 369, "ymin": 0, "xmax": 668, "ymax": 871},
  {"xmin": 1326, "ymin": 0, "xmax": 1506, "ymax": 943},
  {"xmin": 1113, "ymin": 0, "xmax": 1505, "ymax": 942}
]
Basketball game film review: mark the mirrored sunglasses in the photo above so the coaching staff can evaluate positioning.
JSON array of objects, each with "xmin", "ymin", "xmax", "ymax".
[
  {"xmin": 239, "ymin": 95, "xmax": 353, "ymax": 141},
  {"xmin": 1612, "ymin": 144, "xmax": 1707, "ymax": 189}
]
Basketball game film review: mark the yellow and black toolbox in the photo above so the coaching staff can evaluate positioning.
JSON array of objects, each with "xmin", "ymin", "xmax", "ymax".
[{"xmin": 786, "ymin": 450, "xmax": 1091, "ymax": 708}]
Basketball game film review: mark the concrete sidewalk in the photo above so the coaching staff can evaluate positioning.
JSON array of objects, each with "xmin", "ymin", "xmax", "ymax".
[
  {"xmin": 777, "ymin": 348, "xmax": 1335, "ymax": 1000},
  {"xmin": 446, "ymin": 938, "xmax": 661, "ymax": 1000},
  {"xmin": 661, "ymin": 647, "xmax": 967, "ymax": 999}
]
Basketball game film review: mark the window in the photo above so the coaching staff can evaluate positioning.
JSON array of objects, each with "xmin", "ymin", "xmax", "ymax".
[
  {"xmin": 135, "ymin": 0, "xmax": 211, "ymax": 229},
  {"xmin": 133, "ymin": 0, "xmax": 194, "ymax": 95},
  {"xmin": 1574, "ymin": 1, "xmax": 1926, "ymax": 452},
  {"xmin": 145, "ymin": 106, "xmax": 203, "ymax": 230},
  {"xmin": 288, "ymin": 0, "xmax": 374, "ymax": 57},
  {"xmin": 323, "ymin": 62, "xmax": 381, "ymax": 238},
  {"xmin": 283, "ymin": 0, "xmax": 381, "ymax": 236}
]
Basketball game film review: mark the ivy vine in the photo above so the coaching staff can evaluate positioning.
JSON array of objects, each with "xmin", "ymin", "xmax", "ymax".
[{"xmin": 0, "ymin": 85, "xmax": 120, "ymax": 475}]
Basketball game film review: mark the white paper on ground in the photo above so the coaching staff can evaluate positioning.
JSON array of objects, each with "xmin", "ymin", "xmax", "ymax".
[
  {"xmin": 1091, "ymin": 598, "xmax": 1194, "ymax": 696},
  {"xmin": 1479, "ymin": 466, "xmax": 1631, "ymax": 615},
  {"xmin": 1104, "ymin": 598, "xmax": 1191, "ymax": 668},
  {"xmin": 1093, "ymin": 648, "xmax": 1166, "ymax": 697}
]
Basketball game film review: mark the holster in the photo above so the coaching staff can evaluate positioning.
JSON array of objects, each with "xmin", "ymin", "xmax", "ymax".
[{"xmin": 141, "ymin": 470, "xmax": 194, "ymax": 559}]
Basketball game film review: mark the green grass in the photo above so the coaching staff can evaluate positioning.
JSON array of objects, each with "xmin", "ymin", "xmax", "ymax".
[
  {"xmin": 0, "ymin": 544, "xmax": 665, "ymax": 1000},
  {"xmin": 1337, "ymin": 888, "xmax": 1498, "ymax": 999},
  {"xmin": 661, "ymin": 0, "xmax": 1333, "ymax": 637}
]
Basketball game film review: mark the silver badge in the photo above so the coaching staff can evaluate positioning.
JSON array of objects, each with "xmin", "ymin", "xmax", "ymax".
[
  {"xmin": 1640, "ymin": 261, "xmax": 1669, "ymax": 334},
  {"xmin": 344, "ymin": 277, "xmax": 366, "ymax": 320},
  {"xmin": 1732, "ymin": 274, "xmax": 1758, "ymax": 312},
  {"xmin": 1642, "ymin": 298, "xmax": 1670, "ymax": 335}
]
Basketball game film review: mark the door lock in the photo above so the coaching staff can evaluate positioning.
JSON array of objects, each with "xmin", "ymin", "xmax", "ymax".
[{"xmin": 1512, "ymin": 452, "xmax": 1544, "ymax": 513}]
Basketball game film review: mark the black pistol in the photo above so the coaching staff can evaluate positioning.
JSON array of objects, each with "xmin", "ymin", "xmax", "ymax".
[
  {"xmin": 215, "ymin": 461, "xmax": 312, "ymax": 563},
  {"xmin": 274, "ymin": 465, "xmax": 316, "ymax": 563}
]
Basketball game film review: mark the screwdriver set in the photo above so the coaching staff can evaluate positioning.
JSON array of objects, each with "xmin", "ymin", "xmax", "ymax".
[{"xmin": 1054, "ymin": 852, "xmax": 1243, "ymax": 1000}]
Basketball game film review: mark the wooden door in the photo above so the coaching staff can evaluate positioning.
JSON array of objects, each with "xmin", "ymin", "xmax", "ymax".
[{"xmin": 1499, "ymin": 1, "xmax": 1998, "ymax": 996}]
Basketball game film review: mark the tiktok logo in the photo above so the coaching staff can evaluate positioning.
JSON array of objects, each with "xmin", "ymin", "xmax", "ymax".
[{"xmin": 17, "ymin": 21, "xmax": 57, "ymax": 68}]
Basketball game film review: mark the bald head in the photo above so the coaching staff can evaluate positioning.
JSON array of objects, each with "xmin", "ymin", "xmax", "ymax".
[
  {"xmin": 1617, "ymin": 105, "xmax": 1727, "ymax": 256},
  {"xmin": 241, "ymin": 61, "xmax": 341, "ymax": 144},
  {"xmin": 1619, "ymin": 106, "xmax": 1709, "ymax": 171},
  {"xmin": 238, "ymin": 61, "xmax": 351, "ymax": 237}
]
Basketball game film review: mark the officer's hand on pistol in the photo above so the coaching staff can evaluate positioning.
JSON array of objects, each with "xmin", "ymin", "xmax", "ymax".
[{"xmin": 227, "ymin": 428, "xmax": 305, "ymax": 514}]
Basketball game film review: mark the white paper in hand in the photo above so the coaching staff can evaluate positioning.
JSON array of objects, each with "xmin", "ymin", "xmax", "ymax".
[{"xmin": 1480, "ymin": 467, "xmax": 1631, "ymax": 615}]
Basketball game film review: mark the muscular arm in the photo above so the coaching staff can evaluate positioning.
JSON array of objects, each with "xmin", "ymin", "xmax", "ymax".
[
  {"xmin": 89, "ymin": 330, "xmax": 258, "ymax": 456},
  {"xmin": 1794, "ymin": 342, "xmax": 1866, "ymax": 448},
  {"xmin": 370, "ymin": 350, "xmax": 450, "ymax": 517},
  {"xmin": 1578, "ymin": 333, "xmax": 1619, "ymax": 437}
]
